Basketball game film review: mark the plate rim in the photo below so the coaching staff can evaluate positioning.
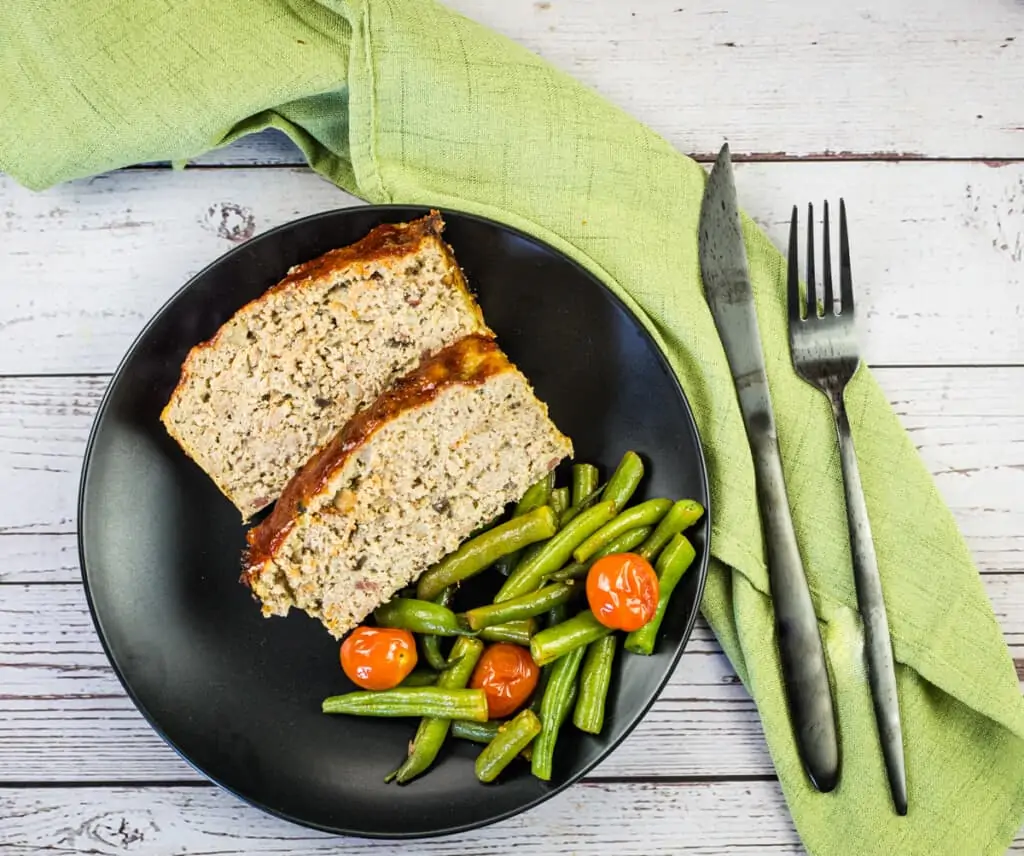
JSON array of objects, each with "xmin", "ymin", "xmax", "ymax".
[{"xmin": 77, "ymin": 202, "xmax": 712, "ymax": 839}]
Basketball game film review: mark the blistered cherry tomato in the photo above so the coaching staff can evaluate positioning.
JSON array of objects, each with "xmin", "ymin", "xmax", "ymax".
[
  {"xmin": 469, "ymin": 643, "xmax": 540, "ymax": 718},
  {"xmin": 340, "ymin": 626, "xmax": 418, "ymax": 690},
  {"xmin": 586, "ymin": 553, "xmax": 659, "ymax": 631}
]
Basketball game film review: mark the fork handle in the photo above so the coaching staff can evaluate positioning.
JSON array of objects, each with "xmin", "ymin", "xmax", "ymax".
[
  {"xmin": 831, "ymin": 393, "xmax": 908, "ymax": 815},
  {"xmin": 750, "ymin": 429, "xmax": 840, "ymax": 793}
]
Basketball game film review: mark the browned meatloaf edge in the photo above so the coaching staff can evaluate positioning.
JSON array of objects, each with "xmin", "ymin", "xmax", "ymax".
[
  {"xmin": 242, "ymin": 333, "xmax": 516, "ymax": 584},
  {"xmin": 160, "ymin": 211, "xmax": 490, "ymax": 520}
]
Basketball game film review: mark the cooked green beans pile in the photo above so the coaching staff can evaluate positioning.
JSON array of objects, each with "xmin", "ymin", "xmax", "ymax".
[{"xmin": 322, "ymin": 452, "xmax": 704, "ymax": 785}]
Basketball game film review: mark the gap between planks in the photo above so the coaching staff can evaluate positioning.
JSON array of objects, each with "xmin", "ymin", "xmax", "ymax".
[
  {"xmin": 0, "ymin": 781, "xmax": 1020, "ymax": 855},
  {"xmin": 0, "ymin": 576, "xmax": 1019, "ymax": 782},
  {"xmin": 0, "ymin": 780, "xmax": 808, "ymax": 856},
  {"xmin": 136, "ymin": 150, "xmax": 1024, "ymax": 170},
  {"xmin": 1, "ymin": 362, "xmax": 1020, "ymax": 782},
  {"xmin": 3, "ymin": 160, "xmax": 1024, "ymax": 373},
  {"xmin": 2, "ymin": 367, "xmax": 1022, "ymax": 551},
  {"xmin": 115, "ymin": 0, "xmax": 1024, "ymax": 164}
]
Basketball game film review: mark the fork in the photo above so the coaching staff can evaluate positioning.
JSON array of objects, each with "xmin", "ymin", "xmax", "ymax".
[{"xmin": 787, "ymin": 201, "xmax": 908, "ymax": 816}]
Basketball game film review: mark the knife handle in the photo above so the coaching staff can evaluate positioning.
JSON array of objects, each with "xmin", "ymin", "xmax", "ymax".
[{"xmin": 751, "ymin": 428, "xmax": 840, "ymax": 793}]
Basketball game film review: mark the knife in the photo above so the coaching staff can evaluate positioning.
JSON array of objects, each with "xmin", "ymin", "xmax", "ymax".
[{"xmin": 698, "ymin": 143, "xmax": 840, "ymax": 792}]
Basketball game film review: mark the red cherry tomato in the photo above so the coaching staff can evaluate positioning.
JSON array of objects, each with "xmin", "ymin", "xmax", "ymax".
[
  {"xmin": 340, "ymin": 626, "xmax": 418, "ymax": 690},
  {"xmin": 586, "ymin": 553, "xmax": 659, "ymax": 632},
  {"xmin": 469, "ymin": 643, "xmax": 540, "ymax": 718}
]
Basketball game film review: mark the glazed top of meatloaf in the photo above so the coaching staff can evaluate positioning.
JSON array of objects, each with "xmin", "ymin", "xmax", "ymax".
[
  {"xmin": 267, "ymin": 211, "xmax": 453, "ymax": 297},
  {"xmin": 164, "ymin": 211, "xmax": 463, "ymax": 396},
  {"xmin": 242, "ymin": 333, "xmax": 518, "ymax": 580},
  {"xmin": 159, "ymin": 210, "xmax": 490, "ymax": 519}
]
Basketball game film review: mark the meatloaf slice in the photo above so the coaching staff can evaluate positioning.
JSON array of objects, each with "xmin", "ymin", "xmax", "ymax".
[
  {"xmin": 243, "ymin": 335, "xmax": 573, "ymax": 639},
  {"xmin": 161, "ymin": 212, "xmax": 489, "ymax": 520}
]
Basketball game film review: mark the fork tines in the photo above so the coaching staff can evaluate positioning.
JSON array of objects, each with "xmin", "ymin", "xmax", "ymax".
[{"xmin": 788, "ymin": 199, "xmax": 853, "ymax": 321}]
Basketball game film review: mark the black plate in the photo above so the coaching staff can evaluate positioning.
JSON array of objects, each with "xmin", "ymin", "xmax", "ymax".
[{"xmin": 79, "ymin": 205, "xmax": 710, "ymax": 838}]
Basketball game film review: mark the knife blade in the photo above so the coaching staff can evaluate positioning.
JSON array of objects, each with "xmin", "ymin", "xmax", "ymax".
[{"xmin": 698, "ymin": 143, "xmax": 840, "ymax": 793}]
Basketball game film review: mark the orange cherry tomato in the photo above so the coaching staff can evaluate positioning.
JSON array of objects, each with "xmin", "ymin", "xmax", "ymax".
[
  {"xmin": 469, "ymin": 643, "xmax": 540, "ymax": 718},
  {"xmin": 340, "ymin": 626, "xmax": 418, "ymax": 690},
  {"xmin": 586, "ymin": 552, "xmax": 659, "ymax": 632}
]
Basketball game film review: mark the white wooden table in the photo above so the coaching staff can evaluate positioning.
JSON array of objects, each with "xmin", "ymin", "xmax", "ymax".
[{"xmin": 1, "ymin": 0, "xmax": 1022, "ymax": 852}]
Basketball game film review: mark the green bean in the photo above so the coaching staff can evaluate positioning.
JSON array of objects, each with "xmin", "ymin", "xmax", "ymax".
[
  {"xmin": 421, "ymin": 587, "xmax": 455, "ymax": 671},
  {"xmin": 417, "ymin": 506, "xmax": 558, "ymax": 600},
  {"xmin": 451, "ymin": 720, "xmax": 534, "ymax": 761},
  {"xmin": 573, "ymin": 635, "xmax": 617, "ymax": 733},
  {"xmin": 573, "ymin": 498, "xmax": 673, "ymax": 563},
  {"xmin": 549, "ymin": 487, "xmax": 570, "ymax": 515},
  {"xmin": 530, "ymin": 609, "xmax": 612, "ymax": 666},
  {"xmin": 531, "ymin": 644, "xmax": 585, "ymax": 780},
  {"xmin": 518, "ymin": 473, "xmax": 557, "ymax": 515},
  {"xmin": 468, "ymin": 512, "xmax": 505, "ymax": 539},
  {"xmin": 552, "ymin": 526, "xmax": 654, "ymax": 580},
  {"xmin": 551, "ymin": 562, "xmax": 588, "ymax": 582},
  {"xmin": 496, "ymin": 500, "xmax": 617, "ymax": 602},
  {"xmin": 528, "ymin": 601, "xmax": 567, "ymax": 714},
  {"xmin": 637, "ymin": 499, "xmax": 704, "ymax": 562},
  {"xmin": 529, "ymin": 662, "xmax": 552, "ymax": 713},
  {"xmin": 478, "ymin": 618, "xmax": 537, "ymax": 645},
  {"xmin": 571, "ymin": 464, "xmax": 600, "ymax": 508},
  {"xmin": 592, "ymin": 524, "xmax": 652, "ymax": 559},
  {"xmin": 494, "ymin": 474, "xmax": 557, "ymax": 576},
  {"xmin": 476, "ymin": 709, "xmax": 542, "ymax": 782},
  {"xmin": 400, "ymin": 669, "xmax": 439, "ymax": 688},
  {"xmin": 463, "ymin": 583, "xmax": 576, "ymax": 630},
  {"xmin": 451, "ymin": 719, "xmax": 504, "ymax": 743},
  {"xmin": 421, "ymin": 635, "xmax": 448, "ymax": 670},
  {"xmin": 322, "ymin": 686, "xmax": 488, "ymax": 720},
  {"xmin": 600, "ymin": 451, "xmax": 644, "ymax": 509},
  {"xmin": 565, "ymin": 678, "xmax": 579, "ymax": 719},
  {"xmin": 373, "ymin": 598, "xmax": 474, "ymax": 636},
  {"xmin": 558, "ymin": 483, "xmax": 606, "ymax": 526},
  {"xmin": 625, "ymin": 534, "xmax": 697, "ymax": 655},
  {"xmin": 389, "ymin": 637, "xmax": 484, "ymax": 783},
  {"xmin": 498, "ymin": 542, "xmax": 536, "ymax": 578}
]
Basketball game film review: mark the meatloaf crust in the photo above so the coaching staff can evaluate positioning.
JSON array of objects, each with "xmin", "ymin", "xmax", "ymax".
[
  {"xmin": 241, "ymin": 334, "xmax": 574, "ymax": 637},
  {"xmin": 161, "ymin": 211, "xmax": 489, "ymax": 520},
  {"xmin": 243, "ymin": 334, "xmax": 512, "ymax": 578}
]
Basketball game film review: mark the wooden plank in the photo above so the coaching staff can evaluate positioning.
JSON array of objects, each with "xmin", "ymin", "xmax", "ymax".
[
  {"xmin": 1, "ymin": 162, "xmax": 1023, "ymax": 374},
  {"xmin": 873, "ymin": 367, "xmax": 1024, "ymax": 579},
  {"xmin": 1, "ymin": 363, "xmax": 1020, "ymax": 782},
  {"xmin": 2, "ymin": 161, "xmax": 1024, "ymax": 372},
  {"xmin": 161, "ymin": 0, "xmax": 1024, "ymax": 165},
  {"xmin": 0, "ymin": 534, "xmax": 79, "ymax": 583},
  {"xmin": 0, "ymin": 781, "xmax": 812, "ymax": 855},
  {"xmin": 0, "ymin": 376, "xmax": 107, "ymax": 536},
  {"xmin": 2, "ymin": 367, "xmax": 1022, "ymax": 558},
  {"xmin": 0, "ymin": 576, "xmax": 1020, "ymax": 783},
  {"xmin": 0, "ymin": 580, "xmax": 768, "ymax": 781}
]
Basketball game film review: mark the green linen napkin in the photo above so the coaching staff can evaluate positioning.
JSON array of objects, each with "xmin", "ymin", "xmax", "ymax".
[{"xmin": 3, "ymin": 1, "xmax": 1022, "ymax": 852}]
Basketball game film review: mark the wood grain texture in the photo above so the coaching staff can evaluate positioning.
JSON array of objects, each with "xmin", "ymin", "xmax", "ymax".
[
  {"xmin": 1, "ymin": 783, "xmax": 1020, "ymax": 855},
  {"xmin": 2, "ymin": 0, "xmax": 1022, "ymax": 847},
  {"xmin": 0, "ymin": 781, "xmax": 812, "ymax": 855},
  {"xmin": 163, "ymin": 0, "xmax": 1024, "ymax": 166},
  {"xmin": 2, "ymin": 366, "xmax": 1022, "ymax": 549},
  {"xmin": 0, "ymin": 580, "xmax": 766, "ymax": 781},
  {"xmin": 0, "ymin": 534, "xmax": 79, "ymax": 583},
  {"xmin": 0, "ymin": 574, "xmax": 1019, "ymax": 783},
  {"xmin": 2, "ymin": 162, "xmax": 1023, "ymax": 374},
  {"xmin": 1, "ymin": 364, "xmax": 1019, "ymax": 786}
]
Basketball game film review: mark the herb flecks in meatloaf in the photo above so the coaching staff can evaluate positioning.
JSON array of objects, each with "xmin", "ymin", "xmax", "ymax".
[
  {"xmin": 242, "ymin": 335, "xmax": 573, "ymax": 639},
  {"xmin": 160, "ymin": 212, "xmax": 489, "ymax": 520}
]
